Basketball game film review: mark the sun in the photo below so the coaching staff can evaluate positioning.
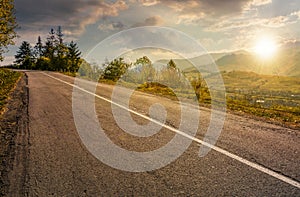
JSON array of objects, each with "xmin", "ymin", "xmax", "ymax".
[{"xmin": 254, "ymin": 37, "xmax": 278, "ymax": 59}]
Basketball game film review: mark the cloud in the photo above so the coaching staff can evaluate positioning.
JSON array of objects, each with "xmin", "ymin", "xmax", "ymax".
[
  {"xmin": 10, "ymin": 0, "xmax": 300, "ymax": 60},
  {"xmin": 263, "ymin": 14, "xmax": 297, "ymax": 27},
  {"xmin": 15, "ymin": 0, "xmax": 128, "ymax": 36},
  {"xmin": 207, "ymin": 10, "xmax": 300, "ymax": 32},
  {"xmin": 98, "ymin": 21, "xmax": 126, "ymax": 31},
  {"xmin": 291, "ymin": 10, "xmax": 300, "ymax": 18},
  {"xmin": 132, "ymin": 0, "xmax": 160, "ymax": 6},
  {"xmin": 133, "ymin": 16, "xmax": 164, "ymax": 27},
  {"xmin": 249, "ymin": 0, "xmax": 272, "ymax": 6},
  {"xmin": 136, "ymin": 0, "xmax": 251, "ymax": 13},
  {"xmin": 198, "ymin": 0, "xmax": 251, "ymax": 16},
  {"xmin": 130, "ymin": 0, "xmax": 273, "ymax": 26},
  {"xmin": 138, "ymin": 0, "xmax": 257, "ymax": 16}
]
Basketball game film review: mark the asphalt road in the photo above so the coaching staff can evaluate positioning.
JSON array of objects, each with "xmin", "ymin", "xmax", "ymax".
[{"xmin": 6, "ymin": 71, "xmax": 300, "ymax": 196}]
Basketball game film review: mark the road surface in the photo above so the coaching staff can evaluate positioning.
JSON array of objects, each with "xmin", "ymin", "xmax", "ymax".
[{"xmin": 5, "ymin": 71, "xmax": 300, "ymax": 196}]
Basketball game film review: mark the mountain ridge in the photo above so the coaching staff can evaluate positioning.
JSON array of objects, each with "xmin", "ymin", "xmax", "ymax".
[{"xmin": 156, "ymin": 46, "xmax": 300, "ymax": 77}]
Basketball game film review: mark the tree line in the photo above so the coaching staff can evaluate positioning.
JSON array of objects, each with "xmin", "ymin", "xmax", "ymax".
[
  {"xmin": 80, "ymin": 55, "xmax": 190, "ymax": 89},
  {"xmin": 14, "ymin": 26, "xmax": 82, "ymax": 72}
]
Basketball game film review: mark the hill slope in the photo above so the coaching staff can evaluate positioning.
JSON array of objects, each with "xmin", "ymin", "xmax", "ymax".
[{"xmin": 157, "ymin": 47, "xmax": 300, "ymax": 77}]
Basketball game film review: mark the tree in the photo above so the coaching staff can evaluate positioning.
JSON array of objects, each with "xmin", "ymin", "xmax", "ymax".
[
  {"xmin": 78, "ymin": 60, "xmax": 102, "ymax": 81},
  {"xmin": 191, "ymin": 74, "xmax": 203, "ymax": 101},
  {"xmin": 160, "ymin": 59, "xmax": 184, "ymax": 88},
  {"xmin": 43, "ymin": 29, "xmax": 56, "ymax": 58},
  {"xmin": 135, "ymin": 56, "xmax": 151, "ymax": 66},
  {"xmin": 47, "ymin": 28, "xmax": 57, "ymax": 44},
  {"xmin": 127, "ymin": 56, "xmax": 155, "ymax": 83},
  {"xmin": 55, "ymin": 26, "xmax": 68, "ymax": 71},
  {"xmin": 34, "ymin": 36, "xmax": 49, "ymax": 70},
  {"xmin": 43, "ymin": 28, "xmax": 58, "ymax": 70},
  {"xmin": 103, "ymin": 57, "xmax": 131, "ymax": 81},
  {"xmin": 66, "ymin": 41, "xmax": 81, "ymax": 72},
  {"xmin": 34, "ymin": 36, "xmax": 43, "ymax": 58},
  {"xmin": 167, "ymin": 59, "xmax": 177, "ymax": 69},
  {"xmin": 14, "ymin": 26, "xmax": 83, "ymax": 72},
  {"xmin": 56, "ymin": 26, "xmax": 63, "ymax": 45},
  {"xmin": 15, "ymin": 41, "xmax": 34, "ymax": 69},
  {"xmin": 0, "ymin": 0, "xmax": 17, "ymax": 61}
]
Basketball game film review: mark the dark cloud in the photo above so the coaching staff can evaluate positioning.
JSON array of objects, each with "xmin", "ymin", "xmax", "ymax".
[
  {"xmin": 199, "ymin": 0, "xmax": 251, "ymax": 15},
  {"xmin": 136, "ymin": 0, "xmax": 255, "ymax": 17},
  {"xmin": 15, "ymin": 0, "xmax": 128, "ymax": 36}
]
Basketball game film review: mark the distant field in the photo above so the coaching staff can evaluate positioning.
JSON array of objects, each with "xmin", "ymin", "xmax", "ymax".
[
  {"xmin": 183, "ymin": 70, "xmax": 300, "ymax": 128},
  {"xmin": 134, "ymin": 70, "xmax": 300, "ymax": 128},
  {"xmin": 220, "ymin": 71, "xmax": 300, "ymax": 126},
  {"xmin": 0, "ymin": 69, "xmax": 22, "ymax": 114}
]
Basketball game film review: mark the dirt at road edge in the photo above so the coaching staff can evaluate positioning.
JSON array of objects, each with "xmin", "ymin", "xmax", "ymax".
[{"xmin": 0, "ymin": 73, "xmax": 29, "ymax": 196}]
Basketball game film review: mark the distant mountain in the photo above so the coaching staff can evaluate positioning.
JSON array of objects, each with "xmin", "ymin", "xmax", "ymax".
[
  {"xmin": 156, "ymin": 52, "xmax": 230, "ymax": 73},
  {"xmin": 157, "ymin": 46, "xmax": 300, "ymax": 77},
  {"xmin": 216, "ymin": 47, "xmax": 300, "ymax": 76}
]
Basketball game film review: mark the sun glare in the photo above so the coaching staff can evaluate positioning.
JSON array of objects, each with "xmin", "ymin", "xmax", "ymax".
[{"xmin": 254, "ymin": 37, "xmax": 278, "ymax": 59}]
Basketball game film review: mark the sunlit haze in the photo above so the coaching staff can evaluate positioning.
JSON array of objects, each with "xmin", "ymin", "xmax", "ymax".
[{"xmin": 254, "ymin": 37, "xmax": 278, "ymax": 59}]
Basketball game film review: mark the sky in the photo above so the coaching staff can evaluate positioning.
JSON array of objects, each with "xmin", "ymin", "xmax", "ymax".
[{"xmin": 2, "ymin": 0, "xmax": 300, "ymax": 65}]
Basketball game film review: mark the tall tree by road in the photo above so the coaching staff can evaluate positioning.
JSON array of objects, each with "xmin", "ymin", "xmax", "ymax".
[
  {"xmin": 34, "ymin": 36, "xmax": 49, "ymax": 70},
  {"xmin": 56, "ymin": 26, "xmax": 63, "ymax": 45},
  {"xmin": 0, "ymin": 0, "xmax": 17, "ymax": 62},
  {"xmin": 56, "ymin": 26, "xmax": 68, "ymax": 71},
  {"xmin": 44, "ymin": 29, "xmax": 56, "ymax": 59},
  {"xmin": 44, "ymin": 28, "xmax": 59, "ymax": 70},
  {"xmin": 15, "ymin": 41, "xmax": 34, "ymax": 69},
  {"xmin": 34, "ymin": 36, "xmax": 43, "ymax": 58},
  {"xmin": 67, "ymin": 41, "xmax": 81, "ymax": 72}
]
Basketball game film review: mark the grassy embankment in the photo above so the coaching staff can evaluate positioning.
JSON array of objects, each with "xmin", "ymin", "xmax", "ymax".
[{"xmin": 0, "ymin": 68, "xmax": 22, "ymax": 114}]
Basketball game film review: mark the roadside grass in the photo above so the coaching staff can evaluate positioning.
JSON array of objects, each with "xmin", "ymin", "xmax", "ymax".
[
  {"xmin": 0, "ymin": 68, "xmax": 22, "ymax": 114},
  {"xmin": 227, "ymin": 99, "xmax": 299, "ymax": 125},
  {"xmin": 60, "ymin": 71, "xmax": 77, "ymax": 77}
]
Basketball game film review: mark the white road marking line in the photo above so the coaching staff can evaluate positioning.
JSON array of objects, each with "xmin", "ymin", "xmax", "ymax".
[{"xmin": 42, "ymin": 72, "xmax": 300, "ymax": 189}]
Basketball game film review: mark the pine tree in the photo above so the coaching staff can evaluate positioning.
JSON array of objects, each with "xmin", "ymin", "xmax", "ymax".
[
  {"xmin": 34, "ymin": 36, "xmax": 43, "ymax": 58},
  {"xmin": 48, "ymin": 28, "xmax": 57, "ymax": 44},
  {"xmin": 67, "ymin": 41, "xmax": 82, "ymax": 72},
  {"xmin": 44, "ymin": 29, "xmax": 56, "ymax": 58},
  {"xmin": 43, "ymin": 28, "xmax": 59, "ymax": 70},
  {"xmin": 56, "ymin": 26, "xmax": 63, "ymax": 45},
  {"xmin": 34, "ymin": 36, "xmax": 49, "ymax": 70},
  {"xmin": 15, "ymin": 41, "xmax": 34, "ymax": 69},
  {"xmin": 167, "ymin": 59, "xmax": 177, "ymax": 69},
  {"xmin": 55, "ymin": 26, "xmax": 68, "ymax": 71}
]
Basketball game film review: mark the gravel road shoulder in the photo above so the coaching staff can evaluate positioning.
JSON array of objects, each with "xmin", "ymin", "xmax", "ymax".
[{"xmin": 0, "ymin": 73, "xmax": 29, "ymax": 196}]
